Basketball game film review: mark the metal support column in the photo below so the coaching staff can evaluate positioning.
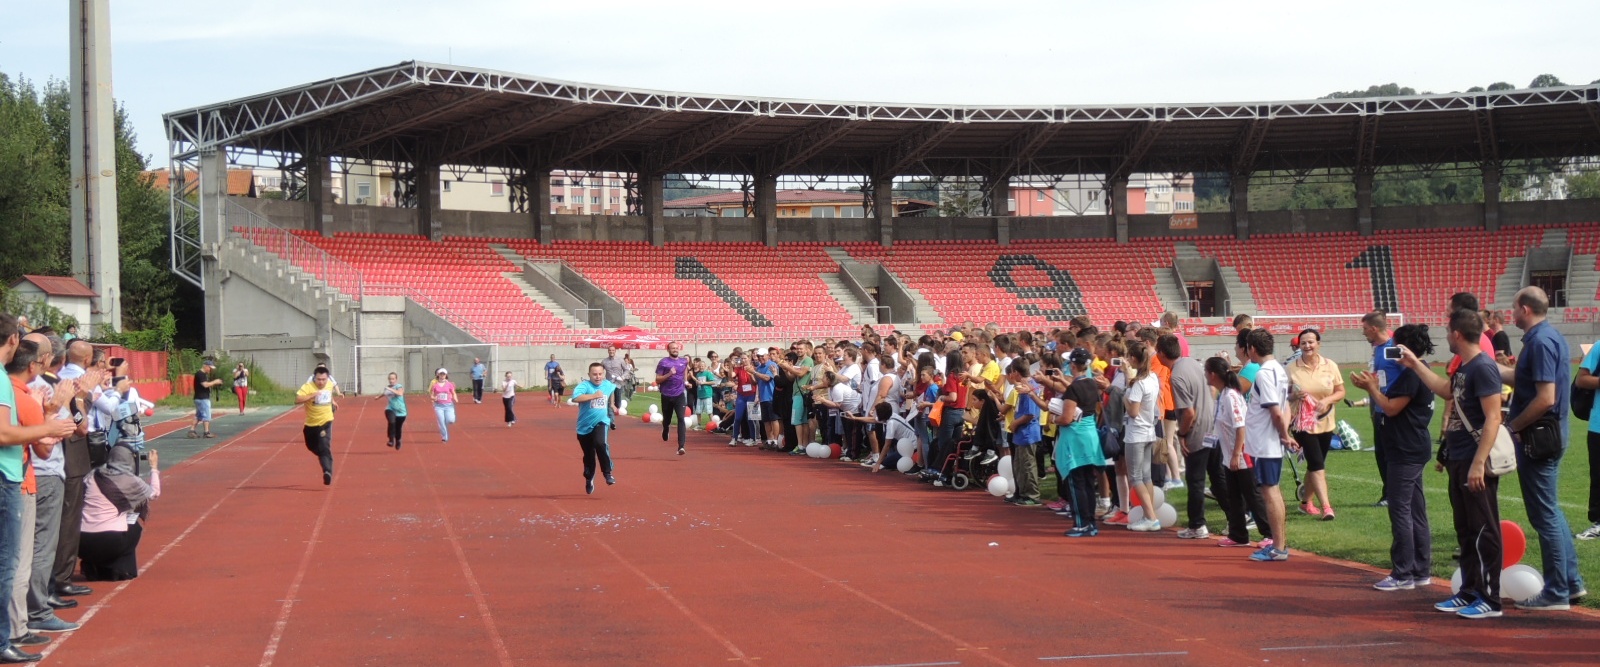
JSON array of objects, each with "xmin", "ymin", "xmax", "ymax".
[
  {"xmin": 1355, "ymin": 169, "xmax": 1374, "ymax": 236},
  {"xmin": 1230, "ymin": 175, "xmax": 1250, "ymax": 241},
  {"xmin": 642, "ymin": 172, "xmax": 666, "ymax": 246},
  {"xmin": 872, "ymin": 177, "xmax": 894, "ymax": 247},
  {"xmin": 755, "ymin": 174, "xmax": 778, "ymax": 247},
  {"xmin": 1482, "ymin": 162, "xmax": 1502, "ymax": 232}
]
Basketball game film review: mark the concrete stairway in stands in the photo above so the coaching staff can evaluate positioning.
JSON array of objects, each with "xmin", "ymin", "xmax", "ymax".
[
  {"xmin": 490, "ymin": 246, "xmax": 588, "ymax": 329},
  {"xmin": 819, "ymin": 273, "xmax": 874, "ymax": 326},
  {"xmin": 1217, "ymin": 266, "xmax": 1257, "ymax": 317}
]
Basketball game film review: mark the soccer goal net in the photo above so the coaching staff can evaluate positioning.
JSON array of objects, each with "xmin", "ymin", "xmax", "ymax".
[{"xmin": 352, "ymin": 343, "xmax": 498, "ymax": 395}]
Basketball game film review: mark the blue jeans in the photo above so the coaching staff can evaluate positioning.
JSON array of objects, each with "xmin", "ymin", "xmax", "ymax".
[
  {"xmin": 1515, "ymin": 449, "xmax": 1584, "ymax": 598},
  {"xmin": 0, "ymin": 481, "xmax": 21, "ymax": 652},
  {"xmin": 733, "ymin": 397, "xmax": 754, "ymax": 441},
  {"xmin": 434, "ymin": 404, "xmax": 456, "ymax": 441}
]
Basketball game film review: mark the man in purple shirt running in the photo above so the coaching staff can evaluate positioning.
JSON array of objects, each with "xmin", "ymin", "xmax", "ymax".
[{"xmin": 656, "ymin": 342, "xmax": 691, "ymax": 455}]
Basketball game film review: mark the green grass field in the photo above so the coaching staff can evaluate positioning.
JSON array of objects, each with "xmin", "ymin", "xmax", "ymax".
[{"xmin": 610, "ymin": 380, "xmax": 1600, "ymax": 606}]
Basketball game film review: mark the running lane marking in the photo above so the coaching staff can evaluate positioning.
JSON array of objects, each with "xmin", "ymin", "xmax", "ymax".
[
  {"xmin": 1038, "ymin": 652, "xmax": 1188, "ymax": 661},
  {"xmin": 410, "ymin": 435, "xmax": 515, "ymax": 667},
  {"xmin": 1260, "ymin": 641, "xmax": 1401, "ymax": 652},
  {"xmin": 467, "ymin": 439, "xmax": 757, "ymax": 666},
  {"xmin": 41, "ymin": 408, "xmax": 298, "ymax": 661},
  {"xmin": 259, "ymin": 401, "xmax": 368, "ymax": 667}
]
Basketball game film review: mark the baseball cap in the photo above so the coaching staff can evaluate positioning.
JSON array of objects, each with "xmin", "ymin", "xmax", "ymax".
[
  {"xmin": 436, "ymin": 368, "xmax": 449, "ymax": 375},
  {"xmin": 1067, "ymin": 347, "xmax": 1094, "ymax": 367},
  {"xmin": 950, "ymin": 331, "xmax": 965, "ymax": 342}
]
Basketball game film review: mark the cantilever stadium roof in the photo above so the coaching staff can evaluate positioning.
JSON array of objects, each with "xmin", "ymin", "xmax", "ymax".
[{"xmin": 165, "ymin": 60, "xmax": 1600, "ymax": 177}]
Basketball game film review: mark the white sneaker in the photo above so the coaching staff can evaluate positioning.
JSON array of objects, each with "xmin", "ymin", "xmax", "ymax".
[
  {"xmin": 728, "ymin": 439, "xmax": 739, "ymax": 447},
  {"xmin": 743, "ymin": 439, "xmax": 757, "ymax": 447},
  {"xmin": 840, "ymin": 456, "xmax": 853, "ymax": 462},
  {"xmin": 1577, "ymin": 523, "xmax": 1600, "ymax": 541},
  {"xmin": 1163, "ymin": 479, "xmax": 1186, "ymax": 490},
  {"xmin": 1176, "ymin": 526, "xmax": 1210, "ymax": 539},
  {"xmin": 1129, "ymin": 518, "xmax": 1162, "ymax": 532}
]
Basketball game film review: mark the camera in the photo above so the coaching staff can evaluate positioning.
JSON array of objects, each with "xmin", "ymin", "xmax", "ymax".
[
  {"xmin": 1384, "ymin": 346, "xmax": 1403, "ymax": 360},
  {"xmin": 109, "ymin": 357, "xmax": 125, "ymax": 368},
  {"xmin": 1110, "ymin": 358, "xmax": 1124, "ymax": 367}
]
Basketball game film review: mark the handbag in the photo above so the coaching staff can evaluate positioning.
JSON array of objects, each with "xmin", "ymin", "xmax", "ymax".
[
  {"xmin": 1452, "ymin": 397, "xmax": 1516, "ymax": 477},
  {"xmin": 1518, "ymin": 413, "xmax": 1563, "ymax": 460},
  {"xmin": 1098, "ymin": 423, "xmax": 1124, "ymax": 459}
]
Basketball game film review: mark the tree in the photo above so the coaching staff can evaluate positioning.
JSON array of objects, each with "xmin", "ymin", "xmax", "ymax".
[
  {"xmin": 1528, "ymin": 74, "xmax": 1566, "ymax": 88},
  {"xmin": 937, "ymin": 176, "xmax": 984, "ymax": 217},
  {"xmin": 1486, "ymin": 81, "xmax": 1515, "ymax": 91},
  {"xmin": 0, "ymin": 74, "xmax": 70, "ymax": 281},
  {"xmin": 1567, "ymin": 171, "xmax": 1600, "ymax": 200},
  {"xmin": 1322, "ymin": 84, "xmax": 1417, "ymax": 99}
]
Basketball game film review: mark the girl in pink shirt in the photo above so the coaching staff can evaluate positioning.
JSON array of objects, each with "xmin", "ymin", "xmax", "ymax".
[{"xmin": 430, "ymin": 369, "xmax": 458, "ymax": 442}]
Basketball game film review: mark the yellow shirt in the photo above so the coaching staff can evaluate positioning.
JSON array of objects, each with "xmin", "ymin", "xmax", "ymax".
[
  {"xmin": 981, "ymin": 360, "xmax": 1002, "ymax": 386},
  {"xmin": 1287, "ymin": 355, "xmax": 1343, "ymax": 434},
  {"xmin": 1092, "ymin": 359, "xmax": 1109, "ymax": 376},
  {"xmin": 1003, "ymin": 386, "xmax": 1020, "ymax": 433},
  {"xmin": 298, "ymin": 381, "xmax": 335, "ymax": 427}
]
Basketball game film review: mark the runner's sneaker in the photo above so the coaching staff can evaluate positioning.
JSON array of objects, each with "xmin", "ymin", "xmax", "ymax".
[
  {"xmin": 1577, "ymin": 523, "xmax": 1600, "ymax": 541},
  {"xmin": 1457, "ymin": 599, "xmax": 1503, "ymax": 619},
  {"xmin": 728, "ymin": 439, "xmax": 739, "ymax": 447},
  {"xmin": 744, "ymin": 439, "xmax": 757, "ymax": 447},
  {"xmin": 678, "ymin": 447, "xmax": 686, "ymax": 456},
  {"xmin": 1434, "ymin": 594, "xmax": 1476, "ymax": 613},
  {"xmin": 1013, "ymin": 498, "xmax": 1041, "ymax": 507},
  {"xmin": 840, "ymin": 456, "xmax": 853, "ymax": 462},
  {"xmin": 1162, "ymin": 479, "xmax": 1185, "ymax": 491},
  {"xmin": 1373, "ymin": 576, "xmax": 1414, "ymax": 591},
  {"xmin": 1216, "ymin": 537, "xmax": 1251, "ymax": 547},
  {"xmin": 1259, "ymin": 538, "xmax": 1274, "ymax": 550},
  {"xmin": 1176, "ymin": 526, "xmax": 1209, "ymax": 539},
  {"xmin": 1064, "ymin": 525, "xmax": 1098, "ymax": 538},
  {"xmin": 962, "ymin": 447, "xmax": 982, "ymax": 460},
  {"xmin": 979, "ymin": 450, "xmax": 999, "ymax": 465},
  {"xmin": 1045, "ymin": 499, "xmax": 1067, "ymax": 511},
  {"xmin": 1129, "ymin": 518, "xmax": 1162, "ymax": 532},
  {"xmin": 1412, "ymin": 577, "xmax": 1433, "ymax": 587},
  {"xmin": 1249, "ymin": 547, "xmax": 1289, "ymax": 562},
  {"xmin": 1515, "ymin": 592, "xmax": 1572, "ymax": 611},
  {"xmin": 1103, "ymin": 511, "xmax": 1129, "ymax": 526}
]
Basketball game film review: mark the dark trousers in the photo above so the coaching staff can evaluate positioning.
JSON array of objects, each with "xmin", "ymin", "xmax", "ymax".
[
  {"xmin": 472, "ymin": 379, "xmax": 485, "ymax": 402},
  {"xmin": 1588, "ymin": 431, "xmax": 1600, "ymax": 524},
  {"xmin": 78, "ymin": 523, "xmax": 142, "ymax": 582},
  {"xmin": 1372, "ymin": 418, "xmax": 1390, "ymax": 502},
  {"xmin": 1065, "ymin": 465, "xmax": 1099, "ymax": 528},
  {"xmin": 1224, "ymin": 466, "xmax": 1271, "ymax": 543},
  {"xmin": 1446, "ymin": 458, "xmax": 1501, "ymax": 608},
  {"xmin": 386, "ymin": 411, "xmax": 407, "ymax": 447},
  {"xmin": 660, "ymin": 393, "xmax": 687, "ymax": 446},
  {"xmin": 932, "ymin": 408, "xmax": 964, "ymax": 476},
  {"xmin": 579, "ymin": 425, "xmax": 614, "ymax": 480},
  {"xmin": 304, "ymin": 423, "xmax": 334, "ymax": 477},
  {"xmin": 52, "ymin": 475, "xmax": 87, "ymax": 592},
  {"xmin": 1386, "ymin": 460, "xmax": 1431, "ymax": 581},
  {"xmin": 1184, "ymin": 447, "xmax": 1232, "ymax": 530},
  {"xmin": 503, "ymin": 395, "xmax": 517, "ymax": 423}
]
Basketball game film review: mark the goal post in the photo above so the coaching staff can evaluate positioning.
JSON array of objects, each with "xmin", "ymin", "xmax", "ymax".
[{"xmin": 353, "ymin": 343, "xmax": 498, "ymax": 395}]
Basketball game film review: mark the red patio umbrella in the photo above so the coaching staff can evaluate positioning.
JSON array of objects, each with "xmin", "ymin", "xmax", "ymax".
[{"xmin": 574, "ymin": 326, "xmax": 670, "ymax": 350}]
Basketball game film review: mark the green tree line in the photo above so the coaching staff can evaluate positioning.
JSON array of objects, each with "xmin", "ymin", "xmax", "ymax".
[{"xmin": 0, "ymin": 70, "xmax": 198, "ymax": 342}]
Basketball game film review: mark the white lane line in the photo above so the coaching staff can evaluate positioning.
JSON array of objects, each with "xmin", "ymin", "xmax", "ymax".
[
  {"xmin": 1038, "ymin": 651, "xmax": 1188, "ymax": 661},
  {"xmin": 259, "ymin": 402, "xmax": 368, "ymax": 667},
  {"xmin": 1260, "ymin": 641, "xmax": 1401, "ymax": 652}
]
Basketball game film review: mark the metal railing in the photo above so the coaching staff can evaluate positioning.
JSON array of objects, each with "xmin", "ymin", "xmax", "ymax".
[
  {"xmin": 860, "ymin": 305, "xmax": 892, "ymax": 324},
  {"xmin": 227, "ymin": 201, "xmax": 364, "ymax": 301}
]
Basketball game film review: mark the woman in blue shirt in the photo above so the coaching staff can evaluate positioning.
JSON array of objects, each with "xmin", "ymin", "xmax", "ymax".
[{"xmin": 375, "ymin": 372, "xmax": 406, "ymax": 450}]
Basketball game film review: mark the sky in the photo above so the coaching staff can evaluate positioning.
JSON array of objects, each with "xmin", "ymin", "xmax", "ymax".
[{"xmin": 3, "ymin": 0, "xmax": 1597, "ymax": 163}]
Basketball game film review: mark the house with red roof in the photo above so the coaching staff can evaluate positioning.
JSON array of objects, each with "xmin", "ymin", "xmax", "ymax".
[{"xmin": 8, "ymin": 275, "xmax": 98, "ymax": 335}]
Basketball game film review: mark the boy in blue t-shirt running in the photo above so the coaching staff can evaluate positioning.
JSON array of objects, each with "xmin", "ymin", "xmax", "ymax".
[{"xmin": 573, "ymin": 362, "xmax": 618, "ymax": 495}]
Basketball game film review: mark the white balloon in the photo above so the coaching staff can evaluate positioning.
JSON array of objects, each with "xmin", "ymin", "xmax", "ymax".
[
  {"xmin": 1151, "ymin": 486, "xmax": 1166, "ymax": 510},
  {"xmin": 1005, "ymin": 478, "xmax": 1017, "ymax": 497},
  {"xmin": 1501, "ymin": 564, "xmax": 1544, "ymax": 601},
  {"xmin": 896, "ymin": 455, "xmax": 915, "ymax": 472},
  {"xmin": 1156, "ymin": 503, "xmax": 1178, "ymax": 529},
  {"xmin": 650, "ymin": 413, "xmax": 664, "ymax": 424},
  {"xmin": 1451, "ymin": 568, "xmax": 1463, "ymax": 594},
  {"xmin": 896, "ymin": 437, "xmax": 917, "ymax": 459},
  {"xmin": 807, "ymin": 443, "xmax": 826, "ymax": 458},
  {"xmin": 987, "ymin": 475, "xmax": 1009, "ymax": 497},
  {"xmin": 648, "ymin": 404, "xmax": 659, "ymax": 414},
  {"xmin": 997, "ymin": 455, "xmax": 1014, "ymax": 479},
  {"xmin": 1128, "ymin": 505, "xmax": 1146, "ymax": 525},
  {"xmin": 686, "ymin": 414, "xmax": 699, "ymax": 427}
]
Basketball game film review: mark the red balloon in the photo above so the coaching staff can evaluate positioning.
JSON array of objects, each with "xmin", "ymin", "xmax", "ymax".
[
  {"xmin": 1129, "ymin": 490, "xmax": 1142, "ymax": 509},
  {"xmin": 1501, "ymin": 520, "xmax": 1526, "ymax": 569},
  {"xmin": 828, "ymin": 443, "xmax": 842, "ymax": 459}
]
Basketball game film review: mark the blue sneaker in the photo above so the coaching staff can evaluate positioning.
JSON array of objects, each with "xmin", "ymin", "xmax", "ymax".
[
  {"xmin": 1434, "ymin": 593, "xmax": 1475, "ymax": 613},
  {"xmin": 1249, "ymin": 547, "xmax": 1289, "ymax": 562},
  {"xmin": 1456, "ymin": 599, "xmax": 1503, "ymax": 619},
  {"xmin": 1064, "ymin": 525, "xmax": 1098, "ymax": 538},
  {"xmin": 1373, "ymin": 576, "xmax": 1413, "ymax": 591}
]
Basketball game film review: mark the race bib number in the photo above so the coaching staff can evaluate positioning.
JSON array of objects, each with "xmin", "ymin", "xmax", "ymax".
[
  {"xmin": 1202, "ymin": 435, "xmax": 1220, "ymax": 449},
  {"xmin": 741, "ymin": 384, "xmax": 753, "ymax": 393},
  {"xmin": 589, "ymin": 397, "xmax": 606, "ymax": 410},
  {"xmin": 315, "ymin": 390, "xmax": 333, "ymax": 405}
]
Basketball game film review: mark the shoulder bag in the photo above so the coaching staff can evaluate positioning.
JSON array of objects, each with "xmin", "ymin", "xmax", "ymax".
[{"xmin": 1452, "ymin": 397, "xmax": 1516, "ymax": 477}]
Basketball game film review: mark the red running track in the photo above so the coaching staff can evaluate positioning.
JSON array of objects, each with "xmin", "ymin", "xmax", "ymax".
[{"xmin": 37, "ymin": 397, "xmax": 1600, "ymax": 666}]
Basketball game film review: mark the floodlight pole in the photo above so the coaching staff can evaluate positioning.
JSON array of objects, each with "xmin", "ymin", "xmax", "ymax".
[{"xmin": 69, "ymin": 0, "xmax": 121, "ymax": 334}]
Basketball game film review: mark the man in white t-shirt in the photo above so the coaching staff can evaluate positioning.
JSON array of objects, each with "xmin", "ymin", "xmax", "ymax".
[{"xmin": 1243, "ymin": 328, "xmax": 1295, "ymax": 562}]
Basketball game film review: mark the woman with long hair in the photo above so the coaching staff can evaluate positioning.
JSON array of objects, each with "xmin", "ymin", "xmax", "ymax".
[
  {"xmin": 375, "ymin": 372, "xmax": 406, "ymax": 449},
  {"xmin": 429, "ymin": 368, "xmax": 458, "ymax": 443},
  {"xmin": 1057, "ymin": 348, "xmax": 1104, "ymax": 537},
  {"xmin": 1121, "ymin": 341, "xmax": 1162, "ymax": 532},
  {"xmin": 231, "ymin": 362, "xmax": 250, "ymax": 414},
  {"xmin": 1206, "ymin": 356, "xmax": 1269, "ymax": 548},
  {"xmin": 1288, "ymin": 328, "xmax": 1346, "ymax": 520},
  {"xmin": 1351, "ymin": 324, "xmax": 1437, "ymax": 590}
]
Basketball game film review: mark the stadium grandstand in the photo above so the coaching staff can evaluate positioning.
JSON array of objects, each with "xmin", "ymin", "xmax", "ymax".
[{"xmin": 163, "ymin": 61, "xmax": 1600, "ymax": 391}]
